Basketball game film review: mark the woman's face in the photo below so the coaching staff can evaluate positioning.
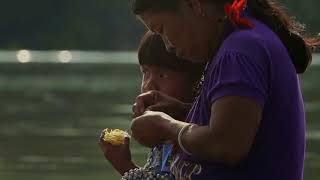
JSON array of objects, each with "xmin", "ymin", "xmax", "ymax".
[
  {"xmin": 140, "ymin": 64, "xmax": 193, "ymax": 102},
  {"xmin": 138, "ymin": 11, "xmax": 209, "ymax": 63},
  {"xmin": 137, "ymin": 1, "xmax": 224, "ymax": 63}
]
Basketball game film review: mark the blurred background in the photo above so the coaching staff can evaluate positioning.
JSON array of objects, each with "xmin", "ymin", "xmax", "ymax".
[{"xmin": 0, "ymin": 0, "xmax": 319, "ymax": 180}]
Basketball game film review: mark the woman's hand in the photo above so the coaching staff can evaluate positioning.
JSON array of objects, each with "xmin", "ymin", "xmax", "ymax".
[
  {"xmin": 132, "ymin": 96, "xmax": 262, "ymax": 166},
  {"xmin": 98, "ymin": 131, "xmax": 137, "ymax": 175},
  {"xmin": 132, "ymin": 90, "xmax": 191, "ymax": 120},
  {"xmin": 131, "ymin": 111, "xmax": 183, "ymax": 148}
]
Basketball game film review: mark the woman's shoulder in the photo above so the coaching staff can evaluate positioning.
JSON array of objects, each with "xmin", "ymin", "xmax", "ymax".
[
  {"xmin": 215, "ymin": 24, "xmax": 277, "ymax": 66},
  {"xmin": 220, "ymin": 18, "xmax": 286, "ymax": 57},
  {"xmin": 209, "ymin": 27, "xmax": 273, "ymax": 74},
  {"xmin": 222, "ymin": 28, "xmax": 267, "ymax": 52}
]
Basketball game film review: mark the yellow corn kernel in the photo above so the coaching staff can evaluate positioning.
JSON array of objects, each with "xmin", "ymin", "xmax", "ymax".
[{"xmin": 103, "ymin": 128, "xmax": 129, "ymax": 146}]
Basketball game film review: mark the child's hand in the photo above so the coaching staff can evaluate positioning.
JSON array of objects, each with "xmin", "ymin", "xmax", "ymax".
[
  {"xmin": 98, "ymin": 130, "xmax": 137, "ymax": 175},
  {"xmin": 132, "ymin": 90, "xmax": 190, "ymax": 120}
]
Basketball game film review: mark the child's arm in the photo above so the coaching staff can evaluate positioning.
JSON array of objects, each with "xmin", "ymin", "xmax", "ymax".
[{"xmin": 99, "ymin": 133, "xmax": 138, "ymax": 175}]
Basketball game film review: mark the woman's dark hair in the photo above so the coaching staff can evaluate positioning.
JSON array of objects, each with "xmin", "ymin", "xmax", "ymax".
[
  {"xmin": 132, "ymin": 0, "xmax": 178, "ymax": 14},
  {"xmin": 138, "ymin": 31, "xmax": 205, "ymax": 80},
  {"xmin": 131, "ymin": 0, "xmax": 320, "ymax": 74},
  {"xmin": 247, "ymin": 0, "xmax": 319, "ymax": 73}
]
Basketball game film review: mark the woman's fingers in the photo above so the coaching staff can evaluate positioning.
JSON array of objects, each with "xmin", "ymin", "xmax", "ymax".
[
  {"xmin": 130, "ymin": 111, "xmax": 168, "ymax": 147},
  {"xmin": 146, "ymin": 104, "xmax": 165, "ymax": 112}
]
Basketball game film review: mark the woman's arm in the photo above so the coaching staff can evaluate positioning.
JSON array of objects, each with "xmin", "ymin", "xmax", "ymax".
[
  {"xmin": 166, "ymin": 96, "xmax": 262, "ymax": 166},
  {"xmin": 132, "ymin": 96, "xmax": 262, "ymax": 166}
]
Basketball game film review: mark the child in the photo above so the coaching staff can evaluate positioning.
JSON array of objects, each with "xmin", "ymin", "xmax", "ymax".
[{"xmin": 99, "ymin": 31, "xmax": 204, "ymax": 179}]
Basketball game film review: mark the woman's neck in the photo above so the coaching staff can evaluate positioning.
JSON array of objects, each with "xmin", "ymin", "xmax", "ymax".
[{"xmin": 206, "ymin": 20, "xmax": 232, "ymax": 61}]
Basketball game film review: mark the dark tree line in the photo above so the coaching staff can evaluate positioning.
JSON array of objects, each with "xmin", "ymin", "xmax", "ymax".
[{"xmin": 0, "ymin": 0, "xmax": 319, "ymax": 50}]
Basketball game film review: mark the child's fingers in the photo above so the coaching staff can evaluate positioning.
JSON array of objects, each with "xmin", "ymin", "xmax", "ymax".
[
  {"xmin": 99, "ymin": 130, "xmax": 105, "ymax": 140},
  {"xmin": 124, "ymin": 136, "xmax": 130, "ymax": 145},
  {"xmin": 132, "ymin": 99, "xmax": 145, "ymax": 117}
]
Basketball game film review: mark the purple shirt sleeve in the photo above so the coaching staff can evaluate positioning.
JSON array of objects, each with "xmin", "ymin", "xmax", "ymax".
[{"xmin": 206, "ymin": 50, "xmax": 269, "ymax": 107}]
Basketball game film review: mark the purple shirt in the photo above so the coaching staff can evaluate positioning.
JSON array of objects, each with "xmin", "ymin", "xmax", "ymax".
[{"xmin": 170, "ymin": 15, "xmax": 306, "ymax": 180}]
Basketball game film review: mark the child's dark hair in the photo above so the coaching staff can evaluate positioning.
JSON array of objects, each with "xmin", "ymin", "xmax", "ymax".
[
  {"xmin": 131, "ymin": 0, "xmax": 320, "ymax": 74},
  {"xmin": 138, "ymin": 31, "xmax": 205, "ymax": 77}
]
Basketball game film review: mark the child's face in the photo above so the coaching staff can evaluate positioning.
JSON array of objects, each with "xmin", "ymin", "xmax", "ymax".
[{"xmin": 140, "ymin": 65, "xmax": 193, "ymax": 102}]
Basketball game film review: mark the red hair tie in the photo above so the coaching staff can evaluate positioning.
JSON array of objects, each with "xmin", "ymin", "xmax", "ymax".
[{"xmin": 224, "ymin": 0, "xmax": 253, "ymax": 28}]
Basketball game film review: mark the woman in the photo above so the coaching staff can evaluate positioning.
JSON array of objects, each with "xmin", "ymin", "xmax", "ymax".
[
  {"xmin": 130, "ymin": 0, "xmax": 319, "ymax": 179},
  {"xmin": 99, "ymin": 31, "xmax": 204, "ymax": 179}
]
